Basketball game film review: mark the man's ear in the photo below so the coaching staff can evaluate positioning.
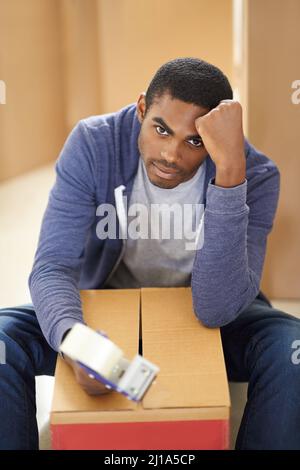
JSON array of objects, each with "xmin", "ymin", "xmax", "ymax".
[{"xmin": 136, "ymin": 93, "xmax": 146, "ymax": 123}]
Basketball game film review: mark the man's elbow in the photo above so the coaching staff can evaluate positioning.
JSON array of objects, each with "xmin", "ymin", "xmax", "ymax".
[
  {"xmin": 194, "ymin": 312, "xmax": 229, "ymax": 328},
  {"xmin": 192, "ymin": 302, "xmax": 239, "ymax": 328},
  {"xmin": 192, "ymin": 282, "xmax": 260, "ymax": 328}
]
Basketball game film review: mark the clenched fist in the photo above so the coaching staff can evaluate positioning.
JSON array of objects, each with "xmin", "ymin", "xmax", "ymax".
[{"xmin": 195, "ymin": 100, "xmax": 246, "ymax": 187}]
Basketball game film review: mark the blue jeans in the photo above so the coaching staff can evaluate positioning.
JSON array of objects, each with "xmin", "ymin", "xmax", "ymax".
[{"xmin": 0, "ymin": 293, "xmax": 300, "ymax": 449}]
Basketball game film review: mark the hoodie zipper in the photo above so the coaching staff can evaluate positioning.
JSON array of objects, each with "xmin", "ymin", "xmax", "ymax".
[{"xmin": 103, "ymin": 185, "xmax": 128, "ymax": 286}]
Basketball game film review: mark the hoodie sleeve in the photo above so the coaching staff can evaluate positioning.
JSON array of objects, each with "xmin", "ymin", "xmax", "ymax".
[
  {"xmin": 28, "ymin": 121, "xmax": 98, "ymax": 351},
  {"xmin": 191, "ymin": 150, "xmax": 280, "ymax": 327}
]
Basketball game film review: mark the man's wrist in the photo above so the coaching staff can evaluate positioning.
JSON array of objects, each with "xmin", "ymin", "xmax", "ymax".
[{"xmin": 215, "ymin": 164, "xmax": 246, "ymax": 188}]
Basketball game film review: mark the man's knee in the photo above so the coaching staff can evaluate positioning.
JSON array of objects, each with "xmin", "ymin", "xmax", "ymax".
[
  {"xmin": 0, "ymin": 306, "xmax": 36, "ymax": 368},
  {"xmin": 251, "ymin": 316, "xmax": 300, "ymax": 378}
]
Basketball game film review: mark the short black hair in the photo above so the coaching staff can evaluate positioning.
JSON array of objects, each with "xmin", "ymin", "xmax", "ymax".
[{"xmin": 145, "ymin": 57, "xmax": 233, "ymax": 112}]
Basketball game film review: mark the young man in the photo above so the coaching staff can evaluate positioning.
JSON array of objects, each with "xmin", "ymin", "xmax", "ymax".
[{"xmin": 0, "ymin": 58, "xmax": 300, "ymax": 449}]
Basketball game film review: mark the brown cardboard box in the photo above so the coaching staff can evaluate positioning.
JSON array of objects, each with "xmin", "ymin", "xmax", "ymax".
[{"xmin": 51, "ymin": 288, "xmax": 230, "ymax": 449}]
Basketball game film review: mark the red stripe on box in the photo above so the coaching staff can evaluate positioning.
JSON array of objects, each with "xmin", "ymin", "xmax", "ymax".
[{"xmin": 51, "ymin": 419, "xmax": 229, "ymax": 450}]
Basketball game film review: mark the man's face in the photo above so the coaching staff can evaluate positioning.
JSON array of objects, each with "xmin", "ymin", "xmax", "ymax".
[{"xmin": 136, "ymin": 93, "xmax": 209, "ymax": 189}]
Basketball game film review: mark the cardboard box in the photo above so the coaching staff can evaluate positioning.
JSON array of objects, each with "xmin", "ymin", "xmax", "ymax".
[{"xmin": 51, "ymin": 288, "xmax": 230, "ymax": 449}]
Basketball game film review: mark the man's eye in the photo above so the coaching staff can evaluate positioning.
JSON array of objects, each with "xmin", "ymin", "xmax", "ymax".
[
  {"xmin": 155, "ymin": 125, "xmax": 168, "ymax": 136},
  {"xmin": 188, "ymin": 138, "xmax": 203, "ymax": 148}
]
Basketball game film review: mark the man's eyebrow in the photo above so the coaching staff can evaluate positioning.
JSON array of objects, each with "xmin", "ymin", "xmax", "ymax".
[{"xmin": 152, "ymin": 117, "xmax": 202, "ymax": 140}]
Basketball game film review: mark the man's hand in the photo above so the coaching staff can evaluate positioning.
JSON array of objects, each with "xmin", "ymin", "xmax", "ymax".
[
  {"xmin": 195, "ymin": 100, "xmax": 246, "ymax": 187},
  {"xmin": 63, "ymin": 354, "xmax": 112, "ymax": 396}
]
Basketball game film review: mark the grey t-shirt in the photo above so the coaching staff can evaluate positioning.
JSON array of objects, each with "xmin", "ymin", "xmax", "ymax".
[{"xmin": 105, "ymin": 157, "xmax": 206, "ymax": 288}]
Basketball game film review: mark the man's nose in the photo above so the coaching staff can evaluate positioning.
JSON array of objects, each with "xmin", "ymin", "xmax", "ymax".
[{"xmin": 161, "ymin": 142, "xmax": 181, "ymax": 164}]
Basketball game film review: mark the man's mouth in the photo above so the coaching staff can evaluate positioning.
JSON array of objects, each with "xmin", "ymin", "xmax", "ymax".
[{"xmin": 152, "ymin": 162, "xmax": 180, "ymax": 180}]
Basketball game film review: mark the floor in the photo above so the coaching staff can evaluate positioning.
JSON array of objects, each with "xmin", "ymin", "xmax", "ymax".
[{"xmin": 1, "ymin": 164, "xmax": 300, "ymax": 449}]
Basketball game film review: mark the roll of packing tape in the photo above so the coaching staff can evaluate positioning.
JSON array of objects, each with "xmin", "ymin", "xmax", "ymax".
[{"xmin": 59, "ymin": 323, "xmax": 124, "ymax": 379}]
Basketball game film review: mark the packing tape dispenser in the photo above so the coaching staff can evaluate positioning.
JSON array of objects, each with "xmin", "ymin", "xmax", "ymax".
[{"xmin": 59, "ymin": 323, "xmax": 159, "ymax": 402}]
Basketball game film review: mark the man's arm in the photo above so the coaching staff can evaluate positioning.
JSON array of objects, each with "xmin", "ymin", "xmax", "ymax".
[
  {"xmin": 191, "ymin": 101, "xmax": 280, "ymax": 326},
  {"xmin": 28, "ymin": 121, "xmax": 98, "ymax": 351}
]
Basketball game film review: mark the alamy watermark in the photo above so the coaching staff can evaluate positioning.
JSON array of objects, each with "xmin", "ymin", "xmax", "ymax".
[
  {"xmin": 0, "ymin": 80, "xmax": 6, "ymax": 104},
  {"xmin": 95, "ymin": 201, "xmax": 205, "ymax": 251},
  {"xmin": 291, "ymin": 340, "xmax": 300, "ymax": 365},
  {"xmin": 0, "ymin": 340, "xmax": 6, "ymax": 365},
  {"xmin": 291, "ymin": 80, "xmax": 300, "ymax": 104}
]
